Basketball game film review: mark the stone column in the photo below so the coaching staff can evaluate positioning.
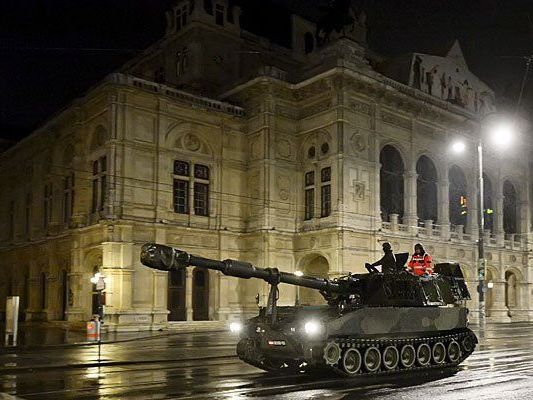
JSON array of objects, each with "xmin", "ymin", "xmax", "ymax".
[
  {"xmin": 519, "ymin": 200, "xmax": 529, "ymax": 248},
  {"xmin": 186, "ymin": 269, "xmax": 194, "ymax": 321},
  {"xmin": 438, "ymin": 168, "xmax": 450, "ymax": 240},
  {"xmin": 424, "ymin": 219, "xmax": 433, "ymax": 236},
  {"xmin": 390, "ymin": 213, "xmax": 399, "ymax": 232},
  {"xmin": 403, "ymin": 170, "xmax": 418, "ymax": 232},
  {"xmin": 488, "ymin": 280, "xmax": 511, "ymax": 323}
]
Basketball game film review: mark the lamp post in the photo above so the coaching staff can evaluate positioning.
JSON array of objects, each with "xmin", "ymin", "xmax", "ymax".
[
  {"xmin": 451, "ymin": 116, "xmax": 515, "ymax": 328},
  {"xmin": 294, "ymin": 270, "xmax": 303, "ymax": 305}
]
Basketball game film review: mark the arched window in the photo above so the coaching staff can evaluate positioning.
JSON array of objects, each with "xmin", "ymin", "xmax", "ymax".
[
  {"xmin": 380, "ymin": 145, "xmax": 404, "ymax": 221},
  {"xmin": 416, "ymin": 155, "xmax": 438, "ymax": 222},
  {"xmin": 304, "ymin": 32, "xmax": 314, "ymax": 54},
  {"xmin": 483, "ymin": 173, "xmax": 493, "ymax": 232},
  {"xmin": 449, "ymin": 165, "xmax": 468, "ymax": 227},
  {"xmin": 503, "ymin": 180, "xmax": 517, "ymax": 234}
]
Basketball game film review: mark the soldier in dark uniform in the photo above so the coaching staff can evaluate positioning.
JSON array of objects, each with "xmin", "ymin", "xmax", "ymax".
[{"xmin": 366, "ymin": 242, "xmax": 397, "ymax": 273}]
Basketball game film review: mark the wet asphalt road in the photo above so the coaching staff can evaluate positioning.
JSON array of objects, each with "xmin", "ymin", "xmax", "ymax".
[{"xmin": 1, "ymin": 323, "xmax": 533, "ymax": 399}]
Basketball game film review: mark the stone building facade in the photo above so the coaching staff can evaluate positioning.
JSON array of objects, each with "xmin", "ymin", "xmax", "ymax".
[{"xmin": 1, "ymin": 0, "xmax": 532, "ymax": 330}]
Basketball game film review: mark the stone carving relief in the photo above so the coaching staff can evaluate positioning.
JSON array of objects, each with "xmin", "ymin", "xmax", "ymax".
[
  {"xmin": 350, "ymin": 130, "xmax": 367, "ymax": 153},
  {"xmin": 276, "ymin": 174, "xmax": 291, "ymax": 201},
  {"xmin": 352, "ymin": 180, "xmax": 365, "ymax": 201},
  {"xmin": 174, "ymin": 132, "xmax": 211, "ymax": 155},
  {"xmin": 276, "ymin": 139, "xmax": 292, "ymax": 159},
  {"xmin": 349, "ymin": 99, "xmax": 372, "ymax": 115},
  {"xmin": 183, "ymin": 133, "xmax": 201, "ymax": 151}
]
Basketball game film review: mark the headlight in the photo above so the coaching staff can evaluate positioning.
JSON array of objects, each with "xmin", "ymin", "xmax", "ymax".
[
  {"xmin": 304, "ymin": 320, "xmax": 322, "ymax": 336},
  {"xmin": 229, "ymin": 322, "xmax": 242, "ymax": 333}
]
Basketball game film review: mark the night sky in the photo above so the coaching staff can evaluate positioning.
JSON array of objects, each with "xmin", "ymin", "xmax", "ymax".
[{"xmin": 1, "ymin": 0, "xmax": 533, "ymax": 142}]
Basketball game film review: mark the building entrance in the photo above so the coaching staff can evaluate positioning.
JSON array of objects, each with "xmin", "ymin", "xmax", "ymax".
[{"xmin": 168, "ymin": 269, "xmax": 187, "ymax": 321}]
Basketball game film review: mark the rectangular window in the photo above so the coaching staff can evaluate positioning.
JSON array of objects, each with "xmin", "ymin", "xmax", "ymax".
[
  {"xmin": 43, "ymin": 184, "xmax": 53, "ymax": 229},
  {"xmin": 321, "ymin": 167, "xmax": 331, "ymax": 183},
  {"xmin": 63, "ymin": 174, "xmax": 74, "ymax": 226},
  {"xmin": 305, "ymin": 189, "xmax": 314, "ymax": 220},
  {"xmin": 173, "ymin": 179, "xmax": 189, "ymax": 214},
  {"xmin": 215, "ymin": 4, "xmax": 224, "ymax": 25},
  {"xmin": 305, "ymin": 171, "xmax": 315, "ymax": 186},
  {"xmin": 173, "ymin": 161, "xmax": 210, "ymax": 217},
  {"xmin": 25, "ymin": 193, "xmax": 32, "ymax": 237},
  {"xmin": 174, "ymin": 160, "xmax": 189, "ymax": 176},
  {"xmin": 194, "ymin": 183, "xmax": 209, "ymax": 216},
  {"xmin": 92, "ymin": 157, "xmax": 107, "ymax": 213},
  {"xmin": 181, "ymin": 6, "xmax": 188, "ymax": 26},
  {"xmin": 321, "ymin": 185, "xmax": 331, "ymax": 217},
  {"xmin": 194, "ymin": 164, "xmax": 209, "ymax": 180},
  {"xmin": 176, "ymin": 9, "xmax": 182, "ymax": 30},
  {"xmin": 92, "ymin": 178, "xmax": 98, "ymax": 213},
  {"xmin": 8, "ymin": 200, "xmax": 15, "ymax": 240}
]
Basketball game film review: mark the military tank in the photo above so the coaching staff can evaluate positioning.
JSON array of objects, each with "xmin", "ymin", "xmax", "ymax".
[{"xmin": 140, "ymin": 243, "xmax": 477, "ymax": 376}]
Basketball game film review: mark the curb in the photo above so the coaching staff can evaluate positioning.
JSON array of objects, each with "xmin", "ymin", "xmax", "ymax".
[{"xmin": 0, "ymin": 354, "xmax": 237, "ymax": 374}]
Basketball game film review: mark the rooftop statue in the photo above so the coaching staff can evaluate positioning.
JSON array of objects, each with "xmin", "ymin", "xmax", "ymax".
[{"xmin": 316, "ymin": 0, "xmax": 367, "ymax": 45}]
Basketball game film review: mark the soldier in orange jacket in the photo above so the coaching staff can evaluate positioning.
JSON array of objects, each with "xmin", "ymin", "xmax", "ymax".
[{"xmin": 408, "ymin": 243, "xmax": 433, "ymax": 276}]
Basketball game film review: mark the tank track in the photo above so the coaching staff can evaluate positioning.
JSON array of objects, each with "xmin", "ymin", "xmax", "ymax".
[{"xmin": 326, "ymin": 328, "xmax": 477, "ymax": 377}]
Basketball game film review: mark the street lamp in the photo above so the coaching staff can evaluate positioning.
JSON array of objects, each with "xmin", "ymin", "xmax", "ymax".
[
  {"xmin": 90, "ymin": 272, "xmax": 106, "ymax": 322},
  {"xmin": 294, "ymin": 270, "xmax": 303, "ymax": 305},
  {"xmin": 451, "ymin": 117, "xmax": 515, "ymax": 328}
]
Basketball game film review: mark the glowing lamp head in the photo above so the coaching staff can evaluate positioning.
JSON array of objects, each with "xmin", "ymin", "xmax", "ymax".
[
  {"xmin": 294, "ymin": 270, "xmax": 304, "ymax": 277},
  {"xmin": 90, "ymin": 273, "xmax": 101, "ymax": 284},
  {"xmin": 487, "ymin": 281, "xmax": 494, "ymax": 289},
  {"xmin": 451, "ymin": 141, "xmax": 466, "ymax": 154},
  {"xmin": 489, "ymin": 122, "xmax": 514, "ymax": 148},
  {"xmin": 229, "ymin": 322, "xmax": 243, "ymax": 333},
  {"xmin": 304, "ymin": 320, "xmax": 322, "ymax": 336}
]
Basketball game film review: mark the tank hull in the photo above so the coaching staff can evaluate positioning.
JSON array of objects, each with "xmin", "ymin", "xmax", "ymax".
[{"xmin": 236, "ymin": 305, "xmax": 477, "ymax": 375}]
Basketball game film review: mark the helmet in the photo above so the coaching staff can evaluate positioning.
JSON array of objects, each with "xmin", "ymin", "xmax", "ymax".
[{"xmin": 382, "ymin": 242, "xmax": 392, "ymax": 252}]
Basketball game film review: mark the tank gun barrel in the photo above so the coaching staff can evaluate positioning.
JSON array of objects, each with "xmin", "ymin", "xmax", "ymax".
[{"xmin": 140, "ymin": 243, "xmax": 341, "ymax": 292}]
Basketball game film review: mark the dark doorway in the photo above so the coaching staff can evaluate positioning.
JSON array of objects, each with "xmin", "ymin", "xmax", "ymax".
[
  {"xmin": 193, "ymin": 268, "xmax": 209, "ymax": 321},
  {"xmin": 503, "ymin": 180, "xmax": 517, "ymax": 234},
  {"xmin": 168, "ymin": 269, "xmax": 186, "ymax": 321},
  {"xmin": 449, "ymin": 165, "xmax": 468, "ymax": 227},
  {"xmin": 61, "ymin": 270, "xmax": 68, "ymax": 321},
  {"xmin": 380, "ymin": 145, "xmax": 405, "ymax": 221},
  {"xmin": 416, "ymin": 155, "xmax": 438, "ymax": 221}
]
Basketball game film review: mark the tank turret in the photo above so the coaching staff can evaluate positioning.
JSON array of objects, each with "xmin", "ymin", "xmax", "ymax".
[{"xmin": 140, "ymin": 243, "xmax": 477, "ymax": 376}]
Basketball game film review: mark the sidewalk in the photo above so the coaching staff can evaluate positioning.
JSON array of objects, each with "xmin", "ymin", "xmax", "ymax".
[{"xmin": 0, "ymin": 321, "xmax": 226, "ymax": 351}]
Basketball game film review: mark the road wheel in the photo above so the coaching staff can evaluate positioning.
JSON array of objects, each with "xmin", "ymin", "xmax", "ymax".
[
  {"xmin": 382, "ymin": 346, "xmax": 399, "ymax": 370},
  {"xmin": 462, "ymin": 335, "xmax": 475, "ymax": 352},
  {"xmin": 448, "ymin": 340, "xmax": 461, "ymax": 363},
  {"xmin": 323, "ymin": 341, "xmax": 342, "ymax": 366},
  {"xmin": 400, "ymin": 344, "xmax": 416, "ymax": 368},
  {"xmin": 432, "ymin": 342, "xmax": 446, "ymax": 364},
  {"xmin": 416, "ymin": 343, "xmax": 431, "ymax": 366},
  {"xmin": 363, "ymin": 347, "xmax": 381, "ymax": 372},
  {"xmin": 342, "ymin": 348, "xmax": 362, "ymax": 375}
]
